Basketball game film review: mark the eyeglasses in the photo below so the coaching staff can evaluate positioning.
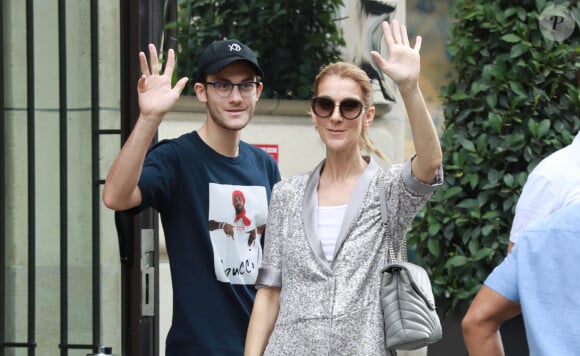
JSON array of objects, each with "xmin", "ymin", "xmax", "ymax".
[
  {"xmin": 205, "ymin": 81, "xmax": 260, "ymax": 98},
  {"xmin": 311, "ymin": 97, "xmax": 365, "ymax": 120}
]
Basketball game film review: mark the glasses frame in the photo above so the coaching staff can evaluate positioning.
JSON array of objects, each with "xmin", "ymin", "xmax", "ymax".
[
  {"xmin": 205, "ymin": 81, "xmax": 260, "ymax": 98},
  {"xmin": 311, "ymin": 96, "xmax": 365, "ymax": 120}
]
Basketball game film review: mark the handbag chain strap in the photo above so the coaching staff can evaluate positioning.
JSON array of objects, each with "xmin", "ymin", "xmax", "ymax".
[
  {"xmin": 380, "ymin": 183, "xmax": 407, "ymax": 264},
  {"xmin": 381, "ymin": 183, "xmax": 406, "ymax": 356}
]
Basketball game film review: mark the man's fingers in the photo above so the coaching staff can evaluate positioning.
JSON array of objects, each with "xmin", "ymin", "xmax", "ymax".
[
  {"xmin": 164, "ymin": 48, "xmax": 176, "ymax": 76},
  {"xmin": 139, "ymin": 52, "xmax": 150, "ymax": 76},
  {"xmin": 137, "ymin": 75, "xmax": 147, "ymax": 92},
  {"xmin": 148, "ymin": 43, "xmax": 160, "ymax": 74},
  {"xmin": 173, "ymin": 77, "xmax": 190, "ymax": 95}
]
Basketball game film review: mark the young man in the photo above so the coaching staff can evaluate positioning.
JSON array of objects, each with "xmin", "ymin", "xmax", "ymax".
[
  {"xmin": 462, "ymin": 201, "xmax": 580, "ymax": 356},
  {"xmin": 103, "ymin": 40, "xmax": 281, "ymax": 355}
]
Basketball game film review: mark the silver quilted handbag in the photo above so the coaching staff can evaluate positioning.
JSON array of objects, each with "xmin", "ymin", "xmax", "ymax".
[{"xmin": 378, "ymin": 185, "xmax": 442, "ymax": 354}]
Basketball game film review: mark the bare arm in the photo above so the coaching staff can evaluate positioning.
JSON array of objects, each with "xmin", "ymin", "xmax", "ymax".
[
  {"xmin": 507, "ymin": 241, "xmax": 515, "ymax": 254},
  {"xmin": 102, "ymin": 44, "xmax": 189, "ymax": 211},
  {"xmin": 462, "ymin": 285, "xmax": 521, "ymax": 356},
  {"xmin": 208, "ymin": 220, "xmax": 234, "ymax": 238},
  {"xmin": 245, "ymin": 287, "xmax": 281, "ymax": 356},
  {"xmin": 371, "ymin": 20, "xmax": 442, "ymax": 183}
]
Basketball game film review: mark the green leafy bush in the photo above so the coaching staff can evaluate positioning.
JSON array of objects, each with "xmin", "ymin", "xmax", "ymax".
[
  {"xmin": 174, "ymin": 0, "xmax": 345, "ymax": 99},
  {"xmin": 408, "ymin": 0, "xmax": 580, "ymax": 314}
]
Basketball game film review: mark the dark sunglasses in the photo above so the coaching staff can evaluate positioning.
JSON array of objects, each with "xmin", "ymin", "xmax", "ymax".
[{"xmin": 311, "ymin": 96, "xmax": 365, "ymax": 120}]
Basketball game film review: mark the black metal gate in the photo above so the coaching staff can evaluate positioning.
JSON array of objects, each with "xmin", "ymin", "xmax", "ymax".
[{"xmin": 0, "ymin": 1, "xmax": 175, "ymax": 355}]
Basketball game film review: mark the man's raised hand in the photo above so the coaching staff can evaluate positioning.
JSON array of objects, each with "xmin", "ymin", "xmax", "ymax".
[{"xmin": 137, "ymin": 44, "xmax": 189, "ymax": 121}]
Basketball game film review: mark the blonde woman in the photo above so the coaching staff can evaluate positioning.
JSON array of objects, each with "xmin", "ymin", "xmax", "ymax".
[{"xmin": 245, "ymin": 20, "xmax": 442, "ymax": 355}]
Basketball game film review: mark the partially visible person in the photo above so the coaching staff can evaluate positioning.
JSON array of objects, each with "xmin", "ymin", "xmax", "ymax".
[
  {"xmin": 244, "ymin": 19, "xmax": 442, "ymax": 355},
  {"xmin": 507, "ymin": 131, "xmax": 580, "ymax": 253},
  {"xmin": 102, "ymin": 39, "xmax": 281, "ymax": 355},
  {"xmin": 462, "ymin": 201, "xmax": 580, "ymax": 356}
]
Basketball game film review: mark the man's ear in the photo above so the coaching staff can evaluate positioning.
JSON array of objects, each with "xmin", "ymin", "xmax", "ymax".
[
  {"xmin": 194, "ymin": 82, "xmax": 208, "ymax": 102},
  {"xmin": 255, "ymin": 81, "xmax": 264, "ymax": 100}
]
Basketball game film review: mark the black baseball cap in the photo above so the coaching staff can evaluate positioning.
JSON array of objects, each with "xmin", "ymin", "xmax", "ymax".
[{"xmin": 195, "ymin": 39, "xmax": 264, "ymax": 82}]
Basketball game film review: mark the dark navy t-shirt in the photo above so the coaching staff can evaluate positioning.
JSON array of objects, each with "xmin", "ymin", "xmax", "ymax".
[{"xmin": 139, "ymin": 131, "xmax": 280, "ymax": 356}]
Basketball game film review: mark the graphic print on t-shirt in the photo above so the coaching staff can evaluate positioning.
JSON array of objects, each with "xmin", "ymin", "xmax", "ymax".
[{"xmin": 208, "ymin": 183, "xmax": 268, "ymax": 285}]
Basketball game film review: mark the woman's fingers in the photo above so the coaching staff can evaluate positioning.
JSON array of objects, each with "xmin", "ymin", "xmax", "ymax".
[
  {"xmin": 390, "ymin": 19, "xmax": 401, "ymax": 44},
  {"xmin": 382, "ymin": 21, "xmax": 394, "ymax": 48},
  {"xmin": 414, "ymin": 35, "xmax": 422, "ymax": 52},
  {"xmin": 400, "ymin": 24, "xmax": 409, "ymax": 47},
  {"xmin": 383, "ymin": 19, "xmax": 415, "ymax": 49}
]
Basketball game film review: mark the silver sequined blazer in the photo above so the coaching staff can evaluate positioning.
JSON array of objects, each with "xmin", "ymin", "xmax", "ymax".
[{"xmin": 256, "ymin": 157, "xmax": 443, "ymax": 355}]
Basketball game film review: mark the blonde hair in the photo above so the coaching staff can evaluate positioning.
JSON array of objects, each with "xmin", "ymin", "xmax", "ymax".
[{"xmin": 313, "ymin": 62, "xmax": 386, "ymax": 160}]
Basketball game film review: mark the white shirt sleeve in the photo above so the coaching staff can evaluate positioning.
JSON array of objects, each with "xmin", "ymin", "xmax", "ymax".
[{"xmin": 509, "ymin": 172, "xmax": 557, "ymax": 243}]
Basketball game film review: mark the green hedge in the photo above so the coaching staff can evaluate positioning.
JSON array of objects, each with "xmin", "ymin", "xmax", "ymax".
[
  {"xmin": 408, "ymin": 0, "xmax": 580, "ymax": 314},
  {"xmin": 174, "ymin": 0, "xmax": 345, "ymax": 99}
]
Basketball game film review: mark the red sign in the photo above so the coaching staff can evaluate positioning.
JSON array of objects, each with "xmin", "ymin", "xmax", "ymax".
[{"xmin": 254, "ymin": 144, "xmax": 279, "ymax": 162}]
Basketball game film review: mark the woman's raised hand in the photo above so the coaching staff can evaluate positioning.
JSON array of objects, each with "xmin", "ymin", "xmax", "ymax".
[{"xmin": 370, "ymin": 19, "xmax": 421, "ymax": 90}]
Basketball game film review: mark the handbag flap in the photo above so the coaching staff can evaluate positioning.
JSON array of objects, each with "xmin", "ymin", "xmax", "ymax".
[{"xmin": 382, "ymin": 262, "xmax": 436, "ymax": 311}]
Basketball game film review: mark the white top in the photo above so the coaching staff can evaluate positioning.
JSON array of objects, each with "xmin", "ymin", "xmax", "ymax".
[
  {"xmin": 510, "ymin": 131, "xmax": 580, "ymax": 243},
  {"xmin": 317, "ymin": 205, "xmax": 348, "ymax": 262}
]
